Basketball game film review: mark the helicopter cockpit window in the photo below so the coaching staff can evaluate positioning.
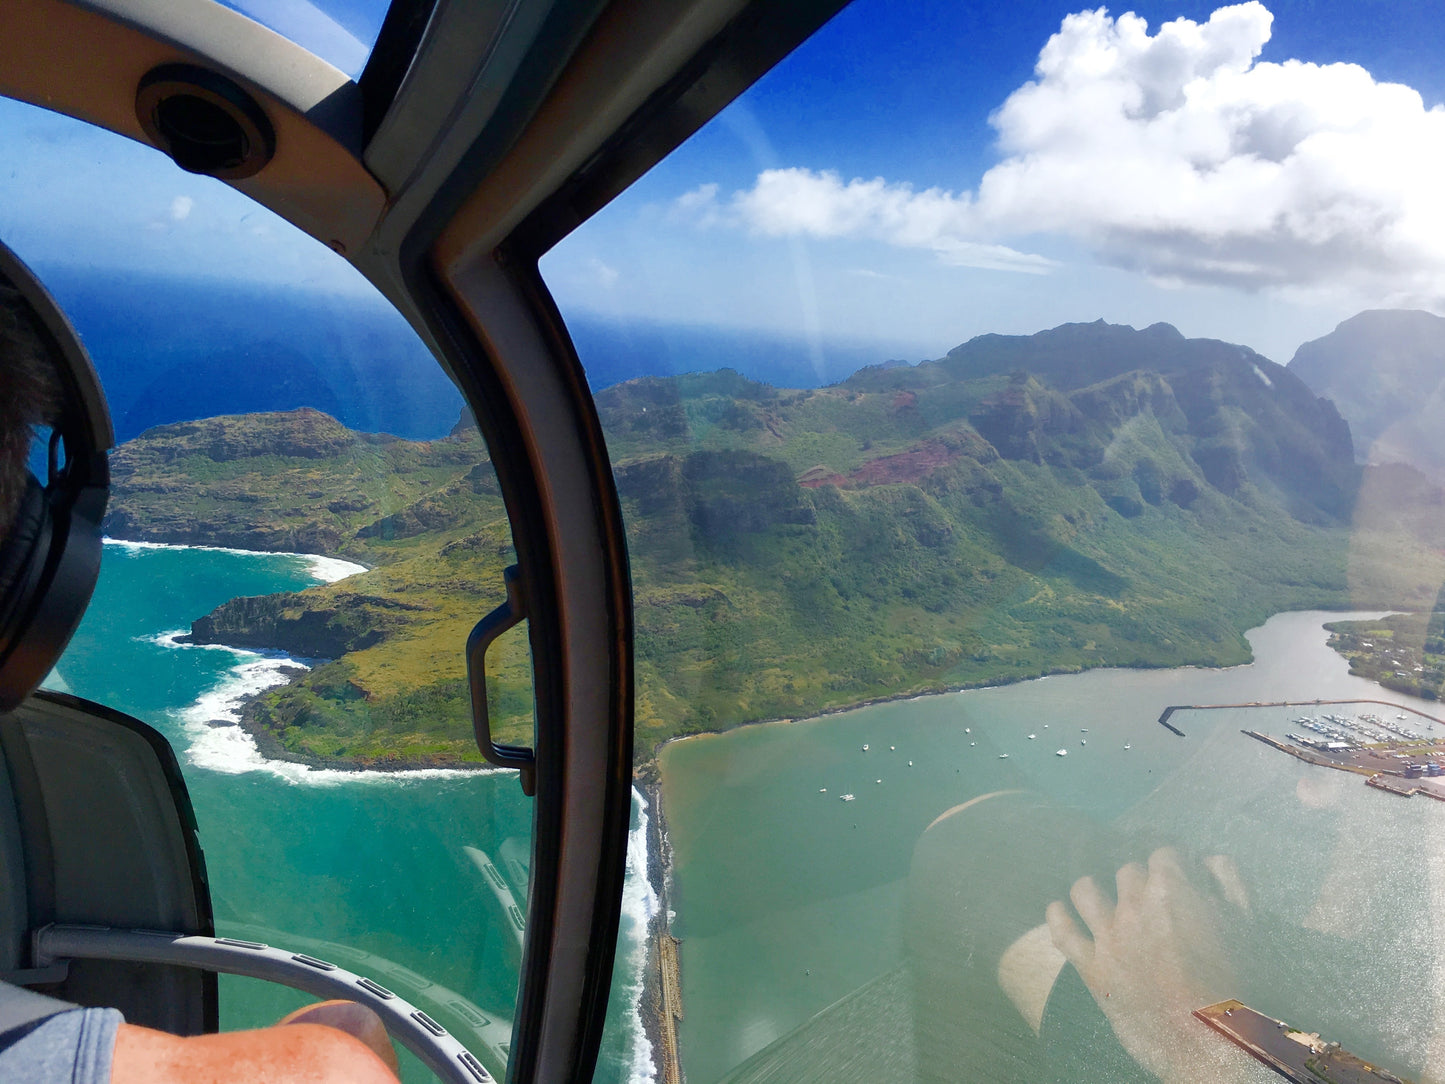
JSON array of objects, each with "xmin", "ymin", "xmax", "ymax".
[
  {"xmin": 3, "ymin": 94, "xmax": 535, "ymax": 1082},
  {"xmin": 540, "ymin": 2, "xmax": 1445, "ymax": 1082},
  {"xmin": 210, "ymin": 0, "xmax": 393, "ymax": 78}
]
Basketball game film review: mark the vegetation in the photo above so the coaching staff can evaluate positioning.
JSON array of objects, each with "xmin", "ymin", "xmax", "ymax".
[
  {"xmin": 1326, "ymin": 594, "xmax": 1445, "ymax": 702},
  {"xmin": 104, "ymin": 320, "xmax": 1445, "ymax": 766}
]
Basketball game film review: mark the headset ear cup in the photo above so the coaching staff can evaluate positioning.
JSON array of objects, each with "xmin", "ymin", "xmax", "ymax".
[{"xmin": 0, "ymin": 476, "xmax": 49, "ymax": 640}]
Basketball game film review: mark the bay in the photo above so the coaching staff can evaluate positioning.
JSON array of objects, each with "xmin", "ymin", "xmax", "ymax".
[{"xmin": 662, "ymin": 610, "xmax": 1445, "ymax": 1083}]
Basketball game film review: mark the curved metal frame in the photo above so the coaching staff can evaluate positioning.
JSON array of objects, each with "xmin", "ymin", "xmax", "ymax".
[{"xmin": 33, "ymin": 924, "xmax": 494, "ymax": 1084}]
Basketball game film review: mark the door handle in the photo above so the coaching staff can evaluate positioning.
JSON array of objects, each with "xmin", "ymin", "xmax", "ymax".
[{"xmin": 466, "ymin": 565, "xmax": 536, "ymax": 795}]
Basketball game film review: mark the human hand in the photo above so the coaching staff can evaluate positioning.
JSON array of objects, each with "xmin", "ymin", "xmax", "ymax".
[{"xmin": 1045, "ymin": 848, "xmax": 1253, "ymax": 1084}]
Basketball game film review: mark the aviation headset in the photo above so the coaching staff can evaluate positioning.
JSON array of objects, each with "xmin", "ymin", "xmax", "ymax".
[{"xmin": 0, "ymin": 240, "xmax": 111, "ymax": 712}]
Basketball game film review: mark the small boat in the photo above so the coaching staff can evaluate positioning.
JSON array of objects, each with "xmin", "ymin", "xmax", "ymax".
[
  {"xmin": 1081, "ymin": 728, "xmax": 1089, "ymax": 733},
  {"xmin": 1124, "ymin": 743, "xmax": 1131, "ymax": 750},
  {"xmin": 1027, "ymin": 734, "xmax": 1036, "ymax": 740},
  {"xmin": 840, "ymin": 794, "xmax": 855, "ymax": 802},
  {"xmin": 970, "ymin": 742, "xmax": 976, "ymax": 747},
  {"xmin": 964, "ymin": 727, "xmax": 971, "ymax": 733},
  {"xmin": 819, "ymin": 788, "xmax": 827, "ymax": 793},
  {"xmin": 1080, "ymin": 739, "xmax": 1086, "ymax": 746},
  {"xmin": 908, "ymin": 760, "xmax": 913, "ymax": 767},
  {"xmin": 861, "ymin": 744, "xmax": 869, "ymax": 752},
  {"xmin": 890, "ymin": 746, "xmax": 895, "ymax": 751},
  {"xmin": 875, "ymin": 779, "xmax": 882, "ymax": 784},
  {"xmin": 1043, "ymin": 724, "xmax": 1049, "ymax": 728},
  {"xmin": 998, "ymin": 753, "xmax": 1010, "ymax": 759},
  {"xmin": 1056, "ymin": 749, "xmax": 1068, "ymax": 757}
]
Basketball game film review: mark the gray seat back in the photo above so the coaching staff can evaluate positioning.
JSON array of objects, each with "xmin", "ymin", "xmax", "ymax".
[{"xmin": 0, "ymin": 690, "xmax": 215, "ymax": 1033}]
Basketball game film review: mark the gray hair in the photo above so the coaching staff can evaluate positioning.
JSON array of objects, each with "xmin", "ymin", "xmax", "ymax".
[{"xmin": 0, "ymin": 278, "xmax": 61, "ymax": 526}]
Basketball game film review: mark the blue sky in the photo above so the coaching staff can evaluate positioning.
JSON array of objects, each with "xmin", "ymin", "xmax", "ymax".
[{"xmin": 5, "ymin": 1, "xmax": 1445, "ymax": 381}]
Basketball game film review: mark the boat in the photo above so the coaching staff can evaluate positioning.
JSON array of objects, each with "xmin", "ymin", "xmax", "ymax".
[
  {"xmin": 908, "ymin": 761, "xmax": 913, "ymax": 767},
  {"xmin": 970, "ymin": 742, "xmax": 976, "ymax": 747},
  {"xmin": 1124, "ymin": 743, "xmax": 1131, "ymax": 750},
  {"xmin": 964, "ymin": 727, "xmax": 971, "ymax": 733},
  {"xmin": 819, "ymin": 788, "xmax": 827, "ymax": 793},
  {"xmin": 1027, "ymin": 733, "xmax": 1036, "ymax": 740},
  {"xmin": 1080, "ymin": 739, "xmax": 1086, "ymax": 746},
  {"xmin": 1081, "ymin": 728, "xmax": 1089, "ymax": 733},
  {"xmin": 998, "ymin": 754, "xmax": 1010, "ymax": 759},
  {"xmin": 875, "ymin": 779, "xmax": 882, "ymax": 784},
  {"xmin": 889, "ymin": 745, "xmax": 895, "ymax": 751},
  {"xmin": 862, "ymin": 744, "xmax": 869, "ymax": 752},
  {"xmin": 1056, "ymin": 749, "xmax": 1068, "ymax": 757},
  {"xmin": 839, "ymin": 794, "xmax": 855, "ymax": 802}
]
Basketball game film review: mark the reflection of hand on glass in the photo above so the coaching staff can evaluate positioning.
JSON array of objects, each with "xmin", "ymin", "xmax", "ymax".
[{"xmin": 1045, "ymin": 847, "xmax": 1254, "ymax": 1084}]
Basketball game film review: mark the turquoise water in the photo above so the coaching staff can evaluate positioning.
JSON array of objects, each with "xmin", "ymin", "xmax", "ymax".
[
  {"xmin": 52, "ymin": 541, "xmax": 653, "ymax": 1084},
  {"xmin": 663, "ymin": 611, "xmax": 1445, "ymax": 1083}
]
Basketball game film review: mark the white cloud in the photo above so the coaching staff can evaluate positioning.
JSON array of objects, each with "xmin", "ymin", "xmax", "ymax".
[
  {"xmin": 170, "ymin": 195, "xmax": 193, "ymax": 221},
  {"xmin": 680, "ymin": 2, "xmax": 1445, "ymax": 300},
  {"xmin": 588, "ymin": 256, "xmax": 620, "ymax": 286}
]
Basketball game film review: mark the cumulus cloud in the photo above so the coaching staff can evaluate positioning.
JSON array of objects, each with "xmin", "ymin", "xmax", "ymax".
[
  {"xmin": 678, "ymin": 2, "xmax": 1445, "ymax": 298},
  {"xmin": 170, "ymin": 195, "xmax": 193, "ymax": 221}
]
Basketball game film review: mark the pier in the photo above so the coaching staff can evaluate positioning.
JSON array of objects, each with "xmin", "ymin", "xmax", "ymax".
[
  {"xmin": 1159, "ymin": 699, "xmax": 1445, "ymax": 738},
  {"xmin": 657, "ymin": 933, "xmax": 683, "ymax": 1084},
  {"xmin": 1194, "ymin": 1000, "xmax": 1411, "ymax": 1083}
]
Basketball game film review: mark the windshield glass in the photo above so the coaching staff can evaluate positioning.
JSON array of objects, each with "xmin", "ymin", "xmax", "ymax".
[
  {"xmin": 212, "ymin": 0, "xmax": 390, "ymax": 78},
  {"xmin": 542, "ymin": 2, "xmax": 1445, "ymax": 1083},
  {"xmin": 2, "ymin": 95, "xmax": 531, "ymax": 1082}
]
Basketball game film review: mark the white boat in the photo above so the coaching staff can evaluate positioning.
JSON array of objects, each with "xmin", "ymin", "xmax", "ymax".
[
  {"xmin": 908, "ymin": 760, "xmax": 913, "ymax": 767},
  {"xmin": 839, "ymin": 794, "xmax": 855, "ymax": 802},
  {"xmin": 1028, "ymin": 733, "xmax": 1036, "ymax": 740},
  {"xmin": 1124, "ymin": 743, "xmax": 1131, "ymax": 750},
  {"xmin": 1080, "ymin": 739, "xmax": 1086, "ymax": 746},
  {"xmin": 819, "ymin": 788, "xmax": 827, "ymax": 793},
  {"xmin": 890, "ymin": 746, "xmax": 895, "ymax": 751},
  {"xmin": 964, "ymin": 728, "xmax": 971, "ymax": 733},
  {"xmin": 1081, "ymin": 728, "xmax": 1089, "ymax": 733},
  {"xmin": 998, "ymin": 753, "xmax": 1009, "ymax": 759},
  {"xmin": 970, "ymin": 742, "xmax": 976, "ymax": 747},
  {"xmin": 1056, "ymin": 749, "xmax": 1068, "ymax": 757},
  {"xmin": 861, "ymin": 744, "xmax": 869, "ymax": 752},
  {"xmin": 875, "ymin": 779, "xmax": 882, "ymax": 784}
]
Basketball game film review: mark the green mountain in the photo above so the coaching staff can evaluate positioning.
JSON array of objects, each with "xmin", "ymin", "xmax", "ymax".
[
  {"xmin": 1289, "ymin": 309, "xmax": 1445, "ymax": 482},
  {"xmin": 103, "ymin": 321, "xmax": 1445, "ymax": 766}
]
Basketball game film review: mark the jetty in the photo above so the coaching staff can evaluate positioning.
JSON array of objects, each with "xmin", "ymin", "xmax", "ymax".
[
  {"xmin": 1159, "ymin": 699, "xmax": 1445, "ymax": 738},
  {"xmin": 1194, "ymin": 999, "xmax": 1411, "ymax": 1084},
  {"xmin": 656, "ymin": 933, "xmax": 684, "ymax": 1084}
]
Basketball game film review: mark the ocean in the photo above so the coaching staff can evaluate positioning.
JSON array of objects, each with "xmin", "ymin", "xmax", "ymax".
[{"xmin": 50, "ymin": 540, "xmax": 656, "ymax": 1084}]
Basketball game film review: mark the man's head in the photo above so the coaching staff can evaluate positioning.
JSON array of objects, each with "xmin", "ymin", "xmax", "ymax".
[
  {"xmin": 0, "ymin": 277, "xmax": 61, "ymax": 529},
  {"xmin": 0, "ymin": 243, "xmax": 109, "ymax": 712}
]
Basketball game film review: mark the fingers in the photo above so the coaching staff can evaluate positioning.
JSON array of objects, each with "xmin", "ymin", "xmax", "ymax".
[
  {"xmin": 1204, "ymin": 854, "xmax": 1250, "ymax": 912},
  {"xmin": 1147, "ymin": 846, "xmax": 1185, "ymax": 885},
  {"xmin": 1115, "ymin": 861, "xmax": 1146, "ymax": 907},
  {"xmin": 1046, "ymin": 898, "xmax": 1095, "ymax": 979},
  {"xmin": 1070, "ymin": 873, "xmax": 1114, "ymax": 935}
]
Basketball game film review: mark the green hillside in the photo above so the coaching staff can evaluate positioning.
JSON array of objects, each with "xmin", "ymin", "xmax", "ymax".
[{"xmin": 104, "ymin": 321, "xmax": 1445, "ymax": 766}]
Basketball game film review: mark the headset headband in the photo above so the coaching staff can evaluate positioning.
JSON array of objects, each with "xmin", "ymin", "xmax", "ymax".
[{"xmin": 0, "ymin": 239, "xmax": 112, "ymax": 711}]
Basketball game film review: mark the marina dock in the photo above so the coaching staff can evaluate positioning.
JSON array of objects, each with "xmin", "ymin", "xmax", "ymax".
[
  {"xmin": 1194, "ymin": 1000, "xmax": 1410, "ymax": 1083},
  {"xmin": 1159, "ymin": 699, "xmax": 1445, "ymax": 738}
]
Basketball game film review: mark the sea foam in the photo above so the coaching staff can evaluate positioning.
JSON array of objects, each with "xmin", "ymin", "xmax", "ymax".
[
  {"xmin": 618, "ymin": 787, "xmax": 661, "ymax": 1084},
  {"xmin": 103, "ymin": 538, "xmax": 367, "ymax": 584}
]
